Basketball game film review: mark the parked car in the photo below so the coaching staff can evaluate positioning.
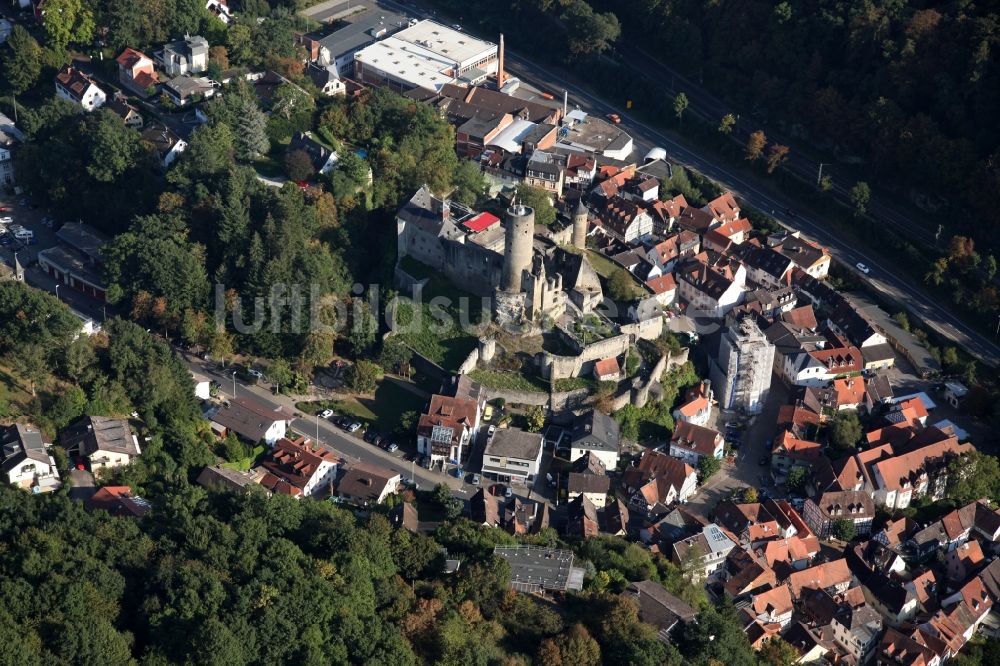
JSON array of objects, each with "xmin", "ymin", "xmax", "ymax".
[
  {"xmin": 363, "ymin": 430, "xmax": 379, "ymax": 443},
  {"xmin": 0, "ymin": 216, "xmax": 12, "ymax": 224},
  {"xmin": 472, "ymin": 473, "xmax": 481, "ymax": 486},
  {"xmin": 346, "ymin": 421, "xmax": 362, "ymax": 433},
  {"xmin": 487, "ymin": 425, "xmax": 496, "ymax": 437},
  {"xmin": 505, "ymin": 486, "xmax": 514, "ymax": 498},
  {"xmin": 856, "ymin": 262, "xmax": 871, "ymax": 274},
  {"xmin": 319, "ymin": 409, "xmax": 334, "ymax": 419},
  {"xmin": 606, "ymin": 113, "xmax": 621, "ymax": 124},
  {"xmin": 387, "ymin": 443, "xmax": 398, "ymax": 453},
  {"xmin": 248, "ymin": 368, "xmax": 264, "ymax": 379},
  {"xmin": 333, "ymin": 416, "xmax": 350, "ymax": 429}
]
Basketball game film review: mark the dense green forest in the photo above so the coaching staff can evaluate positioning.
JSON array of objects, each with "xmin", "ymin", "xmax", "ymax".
[{"xmin": 0, "ymin": 481, "xmax": 772, "ymax": 666}]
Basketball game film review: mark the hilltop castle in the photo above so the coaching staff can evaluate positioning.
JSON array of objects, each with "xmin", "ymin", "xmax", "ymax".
[{"xmin": 395, "ymin": 186, "xmax": 602, "ymax": 328}]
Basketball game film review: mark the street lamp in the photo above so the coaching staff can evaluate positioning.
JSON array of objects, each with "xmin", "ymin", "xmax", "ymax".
[
  {"xmin": 231, "ymin": 370, "xmax": 237, "ymax": 398},
  {"xmin": 54, "ymin": 284, "xmax": 60, "ymax": 300}
]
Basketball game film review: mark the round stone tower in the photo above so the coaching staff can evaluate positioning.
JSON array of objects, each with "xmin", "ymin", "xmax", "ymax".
[
  {"xmin": 501, "ymin": 201, "xmax": 534, "ymax": 293},
  {"xmin": 571, "ymin": 198, "xmax": 589, "ymax": 249}
]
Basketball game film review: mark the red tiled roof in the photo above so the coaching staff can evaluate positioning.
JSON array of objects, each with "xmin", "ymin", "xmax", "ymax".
[
  {"xmin": 833, "ymin": 377, "xmax": 865, "ymax": 408},
  {"xmin": 116, "ymin": 47, "xmax": 151, "ymax": 68},
  {"xmin": 753, "ymin": 585, "xmax": 793, "ymax": 617},
  {"xmin": 594, "ymin": 357, "xmax": 621, "ymax": 379},
  {"xmin": 85, "ymin": 486, "xmax": 150, "ymax": 517},
  {"xmin": 260, "ymin": 437, "xmax": 338, "ymax": 491},
  {"xmin": 782, "ymin": 304, "xmax": 818, "ymax": 331},
  {"xmin": 787, "ymin": 559, "xmax": 852, "ymax": 598},
  {"xmin": 671, "ymin": 421, "xmax": 722, "ymax": 457},
  {"xmin": 645, "ymin": 274, "xmax": 676, "ymax": 295},
  {"xmin": 872, "ymin": 437, "xmax": 970, "ymax": 492},
  {"xmin": 704, "ymin": 192, "xmax": 740, "ymax": 223},
  {"xmin": 808, "ymin": 345, "xmax": 863, "ymax": 374},
  {"xmin": 774, "ymin": 431, "xmax": 822, "ymax": 462},
  {"xmin": 714, "ymin": 217, "xmax": 752, "ymax": 239}
]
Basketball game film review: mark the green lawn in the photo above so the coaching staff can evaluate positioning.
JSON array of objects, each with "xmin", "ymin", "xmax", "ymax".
[
  {"xmin": 297, "ymin": 380, "xmax": 427, "ymax": 435},
  {"xmin": 553, "ymin": 377, "xmax": 596, "ymax": 392},
  {"xmin": 393, "ymin": 257, "xmax": 488, "ymax": 371},
  {"xmin": 0, "ymin": 365, "xmax": 30, "ymax": 420},
  {"xmin": 586, "ymin": 250, "xmax": 620, "ymax": 279}
]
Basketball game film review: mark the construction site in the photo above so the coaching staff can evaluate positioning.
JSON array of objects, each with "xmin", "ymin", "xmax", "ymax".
[{"xmin": 710, "ymin": 315, "xmax": 776, "ymax": 416}]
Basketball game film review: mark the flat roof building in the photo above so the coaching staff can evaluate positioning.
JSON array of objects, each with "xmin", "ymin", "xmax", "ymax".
[
  {"xmin": 495, "ymin": 546, "xmax": 586, "ymax": 593},
  {"xmin": 310, "ymin": 5, "xmax": 411, "ymax": 72},
  {"xmin": 354, "ymin": 20, "xmax": 497, "ymax": 92}
]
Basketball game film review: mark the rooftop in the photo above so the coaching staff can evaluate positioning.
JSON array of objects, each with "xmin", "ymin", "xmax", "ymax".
[
  {"xmin": 485, "ymin": 427, "xmax": 543, "ymax": 461},
  {"xmin": 392, "ymin": 20, "xmax": 496, "ymax": 65},
  {"xmin": 495, "ymin": 546, "xmax": 585, "ymax": 592}
]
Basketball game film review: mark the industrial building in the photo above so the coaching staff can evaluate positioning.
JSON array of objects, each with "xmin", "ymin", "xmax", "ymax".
[
  {"xmin": 711, "ymin": 315, "xmax": 775, "ymax": 415},
  {"xmin": 308, "ymin": 4, "xmax": 412, "ymax": 74},
  {"xmin": 353, "ymin": 20, "xmax": 497, "ymax": 92}
]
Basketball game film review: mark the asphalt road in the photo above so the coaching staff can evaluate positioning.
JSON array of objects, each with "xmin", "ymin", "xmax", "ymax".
[
  {"xmin": 615, "ymin": 44, "xmax": 939, "ymax": 247},
  {"xmin": 185, "ymin": 355, "xmax": 474, "ymax": 496}
]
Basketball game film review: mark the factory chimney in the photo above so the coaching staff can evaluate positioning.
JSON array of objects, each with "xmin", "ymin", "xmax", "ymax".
[{"xmin": 497, "ymin": 34, "xmax": 505, "ymax": 88}]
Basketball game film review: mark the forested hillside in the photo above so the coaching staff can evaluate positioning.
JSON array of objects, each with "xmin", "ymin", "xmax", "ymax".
[
  {"xmin": 0, "ymin": 482, "xmax": 771, "ymax": 666},
  {"xmin": 607, "ymin": 0, "xmax": 1000, "ymax": 232}
]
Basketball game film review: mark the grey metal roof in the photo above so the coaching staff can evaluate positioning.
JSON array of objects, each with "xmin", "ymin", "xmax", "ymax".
[{"xmin": 314, "ymin": 7, "xmax": 409, "ymax": 58}]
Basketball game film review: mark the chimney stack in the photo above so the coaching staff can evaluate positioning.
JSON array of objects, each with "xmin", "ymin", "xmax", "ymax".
[{"xmin": 497, "ymin": 34, "xmax": 505, "ymax": 88}]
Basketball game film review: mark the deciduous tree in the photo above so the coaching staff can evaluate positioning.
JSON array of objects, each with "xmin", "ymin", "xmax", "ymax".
[
  {"xmin": 745, "ymin": 130, "xmax": 767, "ymax": 161},
  {"xmin": 718, "ymin": 113, "xmax": 735, "ymax": 135},
  {"xmin": 766, "ymin": 144, "xmax": 790, "ymax": 174},
  {"xmin": 2, "ymin": 26, "xmax": 42, "ymax": 95},
  {"xmin": 849, "ymin": 181, "xmax": 871, "ymax": 217},
  {"xmin": 43, "ymin": 0, "xmax": 95, "ymax": 49},
  {"xmin": 673, "ymin": 92, "xmax": 689, "ymax": 121}
]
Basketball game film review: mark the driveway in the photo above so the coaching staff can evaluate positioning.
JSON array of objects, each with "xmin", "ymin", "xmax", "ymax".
[{"xmin": 68, "ymin": 468, "xmax": 96, "ymax": 502}]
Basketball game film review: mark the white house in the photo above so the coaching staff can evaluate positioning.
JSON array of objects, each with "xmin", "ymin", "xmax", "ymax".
[
  {"xmin": 208, "ymin": 396, "xmax": 287, "ymax": 446},
  {"xmin": 190, "ymin": 371, "xmax": 212, "ymax": 400},
  {"xmin": 54, "ymin": 66, "xmax": 106, "ymax": 111},
  {"xmin": 676, "ymin": 261, "xmax": 746, "ymax": 318},
  {"xmin": 61, "ymin": 416, "xmax": 141, "ymax": 472},
  {"xmin": 482, "ymin": 428, "xmax": 543, "ymax": 485},
  {"xmin": 569, "ymin": 410, "xmax": 621, "ymax": 470},
  {"xmin": 417, "ymin": 392, "xmax": 482, "ymax": 465},
  {"xmin": 259, "ymin": 436, "xmax": 339, "ymax": 498},
  {"xmin": 338, "ymin": 462, "xmax": 401, "ymax": 506},
  {"xmin": 1, "ymin": 424, "xmax": 61, "ymax": 492},
  {"xmin": 944, "ymin": 382, "xmax": 968, "ymax": 409},
  {"xmin": 673, "ymin": 382, "xmax": 712, "ymax": 427},
  {"xmin": 750, "ymin": 586, "xmax": 794, "ymax": 629},
  {"xmin": 669, "ymin": 421, "xmax": 724, "ymax": 466},
  {"xmin": 159, "ymin": 35, "xmax": 209, "ymax": 77}
]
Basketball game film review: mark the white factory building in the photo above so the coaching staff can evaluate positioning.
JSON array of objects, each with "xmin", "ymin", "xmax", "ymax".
[{"xmin": 353, "ymin": 20, "xmax": 497, "ymax": 92}]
